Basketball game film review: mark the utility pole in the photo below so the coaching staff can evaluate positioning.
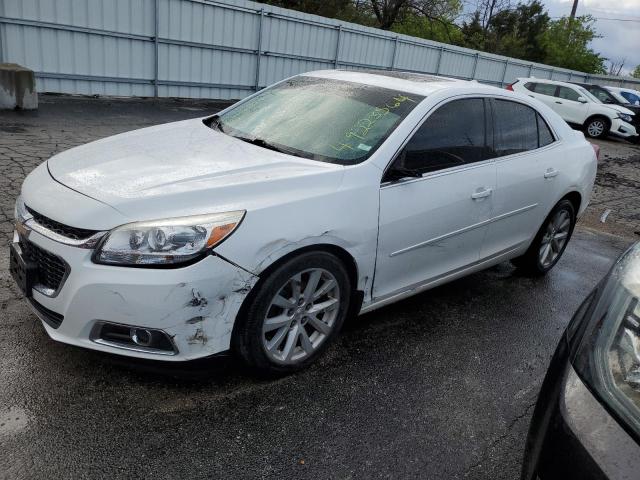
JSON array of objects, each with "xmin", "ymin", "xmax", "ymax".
[{"xmin": 570, "ymin": 0, "xmax": 578, "ymax": 20}]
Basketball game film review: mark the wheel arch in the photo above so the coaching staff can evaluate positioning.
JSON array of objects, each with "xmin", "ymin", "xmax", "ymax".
[
  {"xmin": 235, "ymin": 244, "xmax": 365, "ymax": 331},
  {"xmin": 583, "ymin": 114, "xmax": 611, "ymax": 130},
  {"xmin": 561, "ymin": 191, "xmax": 582, "ymax": 216}
]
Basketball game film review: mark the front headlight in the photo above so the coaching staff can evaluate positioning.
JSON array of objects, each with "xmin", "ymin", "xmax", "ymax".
[
  {"xmin": 93, "ymin": 211, "xmax": 245, "ymax": 266},
  {"xmin": 574, "ymin": 243, "xmax": 640, "ymax": 437},
  {"xmin": 619, "ymin": 113, "xmax": 633, "ymax": 123}
]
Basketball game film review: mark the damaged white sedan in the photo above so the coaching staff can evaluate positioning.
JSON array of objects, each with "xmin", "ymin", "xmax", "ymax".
[{"xmin": 11, "ymin": 70, "xmax": 597, "ymax": 373}]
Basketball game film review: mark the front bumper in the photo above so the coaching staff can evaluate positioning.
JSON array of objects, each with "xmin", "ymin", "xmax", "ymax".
[
  {"xmin": 14, "ymin": 228, "xmax": 258, "ymax": 361},
  {"xmin": 610, "ymin": 118, "xmax": 638, "ymax": 139},
  {"xmin": 522, "ymin": 337, "xmax": 640, "ymax": 479}
]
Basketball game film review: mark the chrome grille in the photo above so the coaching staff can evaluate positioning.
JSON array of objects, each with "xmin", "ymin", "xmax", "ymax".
[{"xmin": 26, "ymin": 206, "xmax": 98, "ymax": 240}]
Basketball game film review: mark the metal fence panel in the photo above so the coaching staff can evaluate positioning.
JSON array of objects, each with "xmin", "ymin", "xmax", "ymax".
[{"xmin": 1, "ymin": 0, "xmax": 639, "ymax": 100}]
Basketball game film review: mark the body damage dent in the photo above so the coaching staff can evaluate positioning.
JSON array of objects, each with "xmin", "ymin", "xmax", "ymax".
[
  {"xmin": 248, "ymin": 231, "xmax": 371, "ymax": 295},
  {"xmin": 159, "ymin": 265, "xmax": 258, "ymax": 357}
]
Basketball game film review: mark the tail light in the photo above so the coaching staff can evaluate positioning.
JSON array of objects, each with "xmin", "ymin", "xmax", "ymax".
[
  {"xmin": 591, "ymin": 143, "xmax": 601, "ymax": 161},
  {"xmin": 506, "ymin": 82, "xmax": 515, "ymax": 91}
]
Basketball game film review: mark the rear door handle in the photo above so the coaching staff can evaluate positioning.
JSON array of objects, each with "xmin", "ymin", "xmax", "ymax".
[
  {"xmin": 471, "ymin": 187, "xmax": 493, "ymax": 200},
  {"xmin": 544, "ymin": 168, "xmax": 559, "ymax": 179},
  {"xmin": 555, "ymin": 101, "xmax": 563, "ymax": 104}
]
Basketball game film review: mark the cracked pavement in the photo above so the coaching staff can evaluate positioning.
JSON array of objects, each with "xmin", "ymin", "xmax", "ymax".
[{"xmin": 0, "ymin": 96, "xmax": 637, "ymax": 479}]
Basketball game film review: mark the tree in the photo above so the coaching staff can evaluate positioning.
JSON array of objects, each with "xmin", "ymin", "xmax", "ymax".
[
  {"xmin": 462, "ymin": 1, "xmax": 548, "ymax": 61},
  {"xmin": 540, "ymin": 15, "xmax": 606, "ymax": 74},
  {"xmin": 633, "ymin": 65, "xmax": 640, "ymax": 79}
]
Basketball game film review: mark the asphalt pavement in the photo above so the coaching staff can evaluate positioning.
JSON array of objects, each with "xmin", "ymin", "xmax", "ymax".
[{"xmin": 0, "ymin": 96, "xmax": 636, "ymax": 479}]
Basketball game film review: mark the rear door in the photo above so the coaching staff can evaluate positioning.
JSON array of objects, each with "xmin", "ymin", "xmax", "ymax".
[
  {"xmin": 481, "ymin": 98, "xmax": 558, "ymax": 259},
  {"xmin": 554, "ymin": 86, "xmax": 587, "ymax": 124},
  {"xmin": 374, "ymin": 97, "xmax": 496, "ymax": 300},
  {"xmin": 528, "ymin": 82, "xmax": 559, "ymax": 110}
]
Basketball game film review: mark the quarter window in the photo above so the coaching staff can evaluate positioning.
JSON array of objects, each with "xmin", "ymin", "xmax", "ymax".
[
  {"xmin": 557, "ymin": 86, "xmax": 581, "ymax": 102},
  {"xmin": 537, "ymin": 114, "xmax": 555, "ymax": 147},
  {"xmin": 493, "ymin": 99, "xmax": 538, "ymax": 156},
  {"xmin": 398, "ymin": 98, "xmax": 490, "ymax": 174}
]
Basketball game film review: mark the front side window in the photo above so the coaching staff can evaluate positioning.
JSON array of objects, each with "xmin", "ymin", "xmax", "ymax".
[
  {"xmin": 213, "ymin": 76, "xmax": 424, "ymax": 165},
  {"xmin": 397, "ymin": 98, "xmax": 490, "ymax": 174},
  {"xmin": 557, "ymin": 86, "xmax": 581, "ymax": 102},
  {"xmin": 493, "ymin": 99, "xmax": 539, "ymax": 156},
  {"xmin": 533, "ymin": 83, "xmax": 557, "ymax": 96}
]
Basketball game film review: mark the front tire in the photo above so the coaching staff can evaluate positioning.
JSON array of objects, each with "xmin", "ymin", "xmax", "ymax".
[
  {"xmin": 233, "ymin": 251, "xmax": 351, "ymax": 375},
  {"xmin": 584, "ymin": 116, "xmax": 609, "ymax": 139},
  {"xmin": 512, "ymin": 199, "xmax": 576, "ymax": 276}
]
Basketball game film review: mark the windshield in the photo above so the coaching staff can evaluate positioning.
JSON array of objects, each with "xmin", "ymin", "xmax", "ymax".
[
  {"xmin": 608, "ymin": 89, "xmax": 631, "ymax": 105},
  {"xmin": 213, "ymin": 76, "xmax": 424, "ymax": 165}
]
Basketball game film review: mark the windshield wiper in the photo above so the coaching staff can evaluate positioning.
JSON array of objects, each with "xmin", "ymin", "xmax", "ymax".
[{"xmin": 233, "ymin": 136, "xmax": 288, "ymax": 155}]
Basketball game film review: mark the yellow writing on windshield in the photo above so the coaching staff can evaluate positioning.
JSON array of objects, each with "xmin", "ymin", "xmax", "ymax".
[{"xmin": 330, "ymin": 95, "xmax": 416, "ymax": 153}]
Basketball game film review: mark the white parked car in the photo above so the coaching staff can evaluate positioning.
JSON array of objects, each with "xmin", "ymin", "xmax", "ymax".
[
  {"xmin": 605, "ymin": 86, "xmax": 640, "ymax": 106},
  {"xmin": 11, "ymin": 70, "xmax": 597, "ymax": 374},
  {"xmin": 509, "ymin": 77, "xmax": 638, "ymax": 140}
]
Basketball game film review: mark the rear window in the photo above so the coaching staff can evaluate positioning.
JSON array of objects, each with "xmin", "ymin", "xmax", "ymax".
[{"xmin": 215, "ymin": 76, "xmax": 424, "ymax": 165}]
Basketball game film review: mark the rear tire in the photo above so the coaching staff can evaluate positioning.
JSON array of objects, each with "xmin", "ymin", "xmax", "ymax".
[
  {"xmin": 584, "ymin": 116, "xmax": 609, "ymax": 139},
  {"xmin": 512, "ymin": 199, "xmax": 576, "ymax": 276},
  {"xmin": 232, "ymin": 251, "xmax": 351, "ymax": 375}
]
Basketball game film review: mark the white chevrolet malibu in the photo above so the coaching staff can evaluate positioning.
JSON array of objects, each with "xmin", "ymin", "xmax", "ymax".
[{"xmin": 11, "ymin": 70, "xmax": 597, "ymax": 374}]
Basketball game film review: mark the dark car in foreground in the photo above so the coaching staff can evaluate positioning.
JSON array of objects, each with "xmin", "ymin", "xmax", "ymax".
[{"xmin": 522, "ymin": 242, "xmax": 640, "ymax": 479}]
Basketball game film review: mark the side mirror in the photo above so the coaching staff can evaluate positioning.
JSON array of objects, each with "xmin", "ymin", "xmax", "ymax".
[{"xmin": 577, "ymin": 96, "xmax": 588, "ymax": 103}]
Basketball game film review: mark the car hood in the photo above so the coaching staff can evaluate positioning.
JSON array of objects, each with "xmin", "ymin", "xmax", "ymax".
[
  {"xmin": 605, "ymin": 104, "xmax": 635, "ymax": 116},
  {"xmin": 47, "ymin": 118, "xmax": 344, "ymax": 221}
]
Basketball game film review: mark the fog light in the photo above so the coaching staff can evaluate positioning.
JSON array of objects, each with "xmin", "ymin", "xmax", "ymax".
[
  {"xmin": 90, "ymin": 321, "xmax": 177, "ymax": 355},
  {"xmin": 130, "ymin": 328, "xmax": 153, "ymax": 347}
]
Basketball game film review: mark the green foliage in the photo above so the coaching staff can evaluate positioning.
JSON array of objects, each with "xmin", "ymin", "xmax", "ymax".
[
  {"xmin": 540, "ymin": 15, "xmax": 606, "ymax": 74},
  {"xmin": 633, "ymin": 65, "xmax": 640, "ymax": 79}
]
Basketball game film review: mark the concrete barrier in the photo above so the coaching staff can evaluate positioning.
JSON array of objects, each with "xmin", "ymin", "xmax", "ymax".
[{"xmin": 0, "ymin": 63, "xmax": 38, "ymax": 110}]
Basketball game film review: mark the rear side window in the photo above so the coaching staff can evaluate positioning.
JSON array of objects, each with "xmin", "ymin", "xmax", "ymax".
[
  {"xmin": 533, "ymin": 83, "xmax": 557, "ymax": 96},
  {"xmin": 524, "ymin": 82, "xmax": 535, "ymax": 92},
  {"xmin": 493, "ymin": 99, "xmax": 538, "ymax": 156},
  {"xmin": 537, "ymin": 114, "xmax": 555, "ymax": 147},
  {"xmin": 557, "ymin": 87, "xmax": 581, "ymax": 102},
  {"xmin": 400, "ymin": 98, "xmax": 490, "ymax": 174}
]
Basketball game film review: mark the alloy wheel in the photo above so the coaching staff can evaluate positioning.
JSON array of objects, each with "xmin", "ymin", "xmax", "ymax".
[
  {"xmin": 539, "ymin": 208, "xmax": 571, "ymax": 268},
  {"xmin": 261, "ymin": 268, "xmax": 340, "ymax": 365},
  {"xmin": 587, "ymin": 120, "xmax": 605, "ymax": 137}
]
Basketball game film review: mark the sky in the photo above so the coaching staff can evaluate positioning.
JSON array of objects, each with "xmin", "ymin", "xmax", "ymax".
[{"xmin": 464, "ymin": 0, "xmax": 640, "ymax": 75}]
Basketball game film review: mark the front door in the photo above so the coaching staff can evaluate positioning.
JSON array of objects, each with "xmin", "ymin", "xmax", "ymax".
[{"xmin": 374, "ymin": 97, "xmax": 496, "ymax": 301}]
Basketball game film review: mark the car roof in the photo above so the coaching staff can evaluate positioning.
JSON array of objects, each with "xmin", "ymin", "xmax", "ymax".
[
  {"xmin": 517, "ymin": 77, "xmax": 583, "ymax": 90},
  {"xmin": 303, "ymin": 69, "xmax": 504, "ymax": 97}
]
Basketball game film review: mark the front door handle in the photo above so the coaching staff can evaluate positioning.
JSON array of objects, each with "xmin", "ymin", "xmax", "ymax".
[
  {"xmin": 555, "ymin": 101, "xmax": 563, "ymax": 104},
  {"xmin": 471, "ymin": 187, "xmax": 493, "ymax": 200},
  {"xmin": 544, "ymin": 168, "xmax": 559, "ymax": 179}
]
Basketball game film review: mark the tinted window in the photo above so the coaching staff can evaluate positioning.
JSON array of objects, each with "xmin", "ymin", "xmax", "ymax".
[
  {"xmin": 584, "ymin": 85, "xmax": 615, "ymax": 103},
  {"xmin": 399, "ymin": 98, "xmax": 489, "ymax": 174},
  {"xmin": 557, "ymin": 86, "xmax": 581, "ymax": 101},
  {"xmin": 493, "ymin": 99, "xmax": 538, "ymax": 156},
  {"xmin": 537, "ymin": 114, "xmax": 555, "ymax": 147},
  {"xmin": 524, "ymin": 82, "xmax": 535, "ymax": 92},
  {"xmin": 533, "ymin": 83, "xmax": 557, "ymax": 96}
]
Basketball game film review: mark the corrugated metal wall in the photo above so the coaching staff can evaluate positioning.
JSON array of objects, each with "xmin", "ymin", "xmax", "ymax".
[{"xmin": 1, "ymin": 0, "xmax": 639, "ymax": 99}]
